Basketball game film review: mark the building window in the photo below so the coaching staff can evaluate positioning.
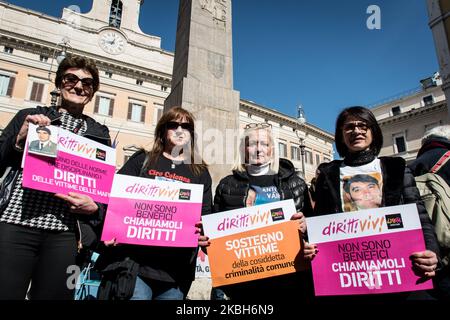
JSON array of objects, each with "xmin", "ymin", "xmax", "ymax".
[
  {"xmin": 393, "ymin": 134, "xmax": 407, "ymax": 153},
  {"xmin": 128, "ymin": 103, "xmax": 146, "ymax": 123},
  {"xmin": 136, "ymin": 79, "xmax": 143, "ymax": 86},
  {"xmin": 94, "ymin": 96, "xmax": 114, "ymax": 116},
  {"xmin": 39, "ymin": 55, "xmax": 48, "ymax": 63},
  {"xmin": 291, "ymin": 146, "xmax": 299, "ymax": 161},
  {"xmin": 154, "ymin": 105, "xmax": 164, "ymax": 124},
  {"xmin": 315, "ymin": 154, "xmax": 320, "ymax": 165},
  {"xmin": 29, "ymin": 82, "xmax": 45, "ymax": 102},
  {"xmin": 105, "ymin": 71, "xmax": 113, "ymax": 78},
  {"xmin": 423, "ymin": 95, "xmax": 433, "ymax": 106},
  {"xmin": 0, "ymin": 75, "xmax": 15, "ymax": 96},
  {"xmin": 324, "ymin": 157, "xmax": 331, "ymax": 163},
  {"xmin": 305, "ymin": 150, "xmax": 313, "ymax": 164},
  {"xmin": 161, "ymin": 85, "xmax": 168, "ymax": 92},
  {"xmin": 392, "ymin": 106, "xmax": 401, "ymax": 116},
  {"xmin": 109, "ymin": 0, "xmax": 123, "ymax": 28},
  {"xmin": 4, "ymin": 46, "xmax": 13, "ymax": 54},
  {"xmin": 279, "ymin": 142, "xmax": 287, "ymax": 158}
]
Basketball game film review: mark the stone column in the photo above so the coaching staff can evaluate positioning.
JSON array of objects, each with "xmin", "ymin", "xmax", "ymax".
[
  {"xmin": 165, "ymin": 0, "xmax": 241, "ymax": 187},
  {"xmin": 427, "ymin": 0, "xmax": 450, "ymax": 117}
]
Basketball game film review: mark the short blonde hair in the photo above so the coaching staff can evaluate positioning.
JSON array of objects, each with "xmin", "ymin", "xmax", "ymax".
[{"xmin": 233, "ymin": 124, "xmax": 280, "ymax": 173}]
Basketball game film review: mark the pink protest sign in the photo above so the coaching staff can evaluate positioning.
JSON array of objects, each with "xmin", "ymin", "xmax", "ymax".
[
  {"xmin": 101, "ymin": 174, "xmax": 204, "ymax": 247},
  {"xmin": 22, "ymin": 124, "xmax": 116, "ymax": 204},
  {"xmin": 306, "ymin": 204, "xmax": 433, "ymax": 296}
]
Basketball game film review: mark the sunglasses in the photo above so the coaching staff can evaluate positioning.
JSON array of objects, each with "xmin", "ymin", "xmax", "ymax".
[
  {"xmin": 62, "ymin": 73, "xmax": 95, "ymax": 90},
  {"xmin": 244, "ymin": 122, "xmax": 272, "ymax": 129},
  {"xmin": 166, "ymin": 121, "xmax": 194, "ymax": 131}
]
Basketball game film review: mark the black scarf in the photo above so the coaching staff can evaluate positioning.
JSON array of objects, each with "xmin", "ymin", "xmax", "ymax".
[{"xmin": 343, "ymin": 149, "xmax": 377, "ymax": 166}]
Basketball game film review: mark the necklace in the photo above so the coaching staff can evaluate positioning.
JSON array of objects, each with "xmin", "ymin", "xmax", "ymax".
[{"xmin": 171, "ymin": 163, "xmax": 176, "ymax": 169}]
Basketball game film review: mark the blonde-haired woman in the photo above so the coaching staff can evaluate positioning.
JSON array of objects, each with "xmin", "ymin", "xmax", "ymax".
[
  {"xmin": 98, "ymin": 107, "xmax": 212, "ymax": 300},
  {"xmin": 212, "ymin": 123, "xmax": 313, "ymax": 300}
]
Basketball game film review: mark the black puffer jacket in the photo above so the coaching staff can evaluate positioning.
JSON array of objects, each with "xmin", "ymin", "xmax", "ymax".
[
  {"xmin": 314, "ymin": 157, "xmax": 440, "ymax": 255},
  {"xmin": 213, "ymin": 158, "xmax": 312, "ymax": 214}
]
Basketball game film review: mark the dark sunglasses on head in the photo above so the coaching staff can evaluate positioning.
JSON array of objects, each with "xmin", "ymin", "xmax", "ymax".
[
  {"xmin": 62, "ymin": 73, "xmax": 95, "ymax": 89},
  {"xmin": 166, "ymin": 121, "xmax": 194, "ymax": 131}
]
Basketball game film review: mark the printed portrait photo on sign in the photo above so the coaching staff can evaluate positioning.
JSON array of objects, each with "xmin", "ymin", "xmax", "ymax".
[
  {"xmin": 342, "ymin": 173, "xmax": 382, "ymax": 212},
  {"xmin": 27, "ymin": 125, "xmax": 58, "ymax": 158}
]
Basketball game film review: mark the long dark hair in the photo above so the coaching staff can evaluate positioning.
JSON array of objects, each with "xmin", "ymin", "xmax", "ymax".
[
  {"xmin": 335, "ymin": 106, "xmax": 383, "ymax": 158},
  {"xmin": 146, "ymin": 106, "xmax": 207, "ymax": 176}
]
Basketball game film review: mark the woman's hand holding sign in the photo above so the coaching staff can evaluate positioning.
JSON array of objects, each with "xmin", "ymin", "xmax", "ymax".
[
  {"xmin": 303, "ymin": 242, "xmax": 318, "ymax": 261},
  {"xmin": 410, "ymin": 250, "xmax": 439, "ymax": 278},
  {"xmin": 290, "ymin": 211, "xmax": 307, "ymax": 234},
  {"xmin": 15, "ymin": 114, "xmax": 51, "ymax": 149},
  {"xmin": 195, "ymin": 221, "xmax": 210, "ymax": 248},
  {"xmin": 55, "ymin": 192, "xmax": 98, "ymax": 214}
]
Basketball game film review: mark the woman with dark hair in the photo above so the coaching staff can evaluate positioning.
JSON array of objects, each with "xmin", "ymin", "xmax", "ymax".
[
  {"xmin": 210, "ymin": 122, "xmax": 313, "ymax": 300},
  {"xmin": 305, "ymin": 106, "xmax": 440, "ymax": 299},
  {"xmin": 0, "ymin": 55, "xmax": 110, "ymax": 299},
  {"xmin": 98, "ymin": 106, "xmax": 212, "ymax": 300}
]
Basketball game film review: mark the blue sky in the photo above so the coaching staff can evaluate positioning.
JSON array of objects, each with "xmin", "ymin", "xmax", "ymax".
[{"xmin": 3, "ymin": 0, "xmax": 439, "ymax": 134}]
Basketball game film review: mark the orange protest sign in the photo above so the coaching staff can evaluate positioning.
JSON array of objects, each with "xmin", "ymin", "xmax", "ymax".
[{"xmin": 208, "ymin": 220, "xmax": 303, "ymax": 287}]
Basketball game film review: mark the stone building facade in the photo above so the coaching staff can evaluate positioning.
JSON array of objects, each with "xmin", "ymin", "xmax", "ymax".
[
  {"xmin": 0, "ymin": 0, "xmax": 334, "ymax": 181},
  {"xmin": 371, "ymin": 73, "xmax": 448, "ymax": 163}
]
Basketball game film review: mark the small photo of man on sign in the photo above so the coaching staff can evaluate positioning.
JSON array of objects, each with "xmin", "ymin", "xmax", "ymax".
[{"xmin": 28, "ymin": 125, "xmax": 58, "ymax": 158}]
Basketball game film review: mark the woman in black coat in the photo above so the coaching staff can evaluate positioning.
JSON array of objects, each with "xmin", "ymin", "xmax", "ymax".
[
  {"xmin": 0, "ymin": 56, "xmax": 110, "ymax": 300},
  {"xmin": 410, "ymin": 125, "xmax": 450, "ymax": 299},
  {"xmin": 305, "ymin": 106, "xmax": 440, "ymax": 299},
  {"xmin": 212, "ymin": 122, "xmax": 313, "ymax": 300}
]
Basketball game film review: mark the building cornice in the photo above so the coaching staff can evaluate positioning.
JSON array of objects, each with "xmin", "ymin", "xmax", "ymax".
[
  {"xmin": 378, "ymin": 101, "xmax": 447, "ymax": 126},
  {"xmin": 0, "ymin": 2, "xmax": 173, "ymax": 56},
  {"xmin": 239, "ymin": 99, "xmax": 335, "ymax": 142},
  {"xmin": 0, "ymin": 32, "xmax": 173, "ymax": 86}
]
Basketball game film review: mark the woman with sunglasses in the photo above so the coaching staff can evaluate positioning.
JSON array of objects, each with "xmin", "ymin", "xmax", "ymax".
[
  {"xmin": 305, "ymin": 106, "xmax": 440, "ymax": 301},
  {"xmin": 97, "ymin": 107, "xmax": 212, "ymax": 300},
  {"xmin": 210, "ymin": 122, "xmax": 313, "ymax": 300},
  {"xmin": 0, "ymin": 56, "xmax": 111, "ymax": 299}
]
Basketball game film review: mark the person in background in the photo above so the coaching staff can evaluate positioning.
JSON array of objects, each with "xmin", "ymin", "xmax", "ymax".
[
  {"xmin": 305, "ymin": 106, "xmax": 440, "ymax": 301},
  {"xmin": 211, "ymin": 122, "xmax": 313, "ymax": 300},
  {"xmin": 410, "ymin": 124, "xmax": 450, "ymax": 300},
  {"xmin": 0, "ymin": 55, "xmax": 110, "ymax": 300},
  {"xmin": 309, "ymin": 163, "xmax": 326, "ymax": 209},
  {"xmin": 98, "ymin": 107, "xmax": 212, "ymax": 300}
]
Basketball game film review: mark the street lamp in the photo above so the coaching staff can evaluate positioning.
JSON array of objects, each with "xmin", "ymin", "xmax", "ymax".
[
  {"xmin": 47, "ymin": 37, "xmax": 72, "ymax": 106},
  {"xmin": 296, "ymin": 104, "xmax": 307, "ymax": 178}
]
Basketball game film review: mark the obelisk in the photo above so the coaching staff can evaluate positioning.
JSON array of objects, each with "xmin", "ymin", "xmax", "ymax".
[{"xmin": 165, "ymin": 0, "xmax": 240, "ymax": 186}]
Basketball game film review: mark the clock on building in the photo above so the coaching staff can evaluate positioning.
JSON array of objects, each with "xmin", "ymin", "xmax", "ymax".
[{"xmin": 98, "ymin": 30, "xmax": 126, "ymax": 55}]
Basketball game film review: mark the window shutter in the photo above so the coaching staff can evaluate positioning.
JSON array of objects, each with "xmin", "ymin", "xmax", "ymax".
[
  {"xmin": 6, "ymin": 77, "xmax": 15, "ymax": 96},
  {"xmin": 36, "ymin": 83, "xmax": 44, "ymax": 102},
  {"xmin": 127, "ymin": 103, "xmax": 132, "ymax": 120},
  {"xmin": 157, "ymin": 108, "xmax": 163, "ymax": 121},
  {"xmin": 109, "ymin": 98, "xmax": 114, "ymax": 116},
  {"xmin": 140, "ymin": 105, "xmax": 146, "ymax": 123},
  {"xmin": 30, "ymin": 82, "xmax": 37, "ymax": 101},
  {"xmin": 94, "ymin": 96, "xmax": 100, "ymax": 113}
]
